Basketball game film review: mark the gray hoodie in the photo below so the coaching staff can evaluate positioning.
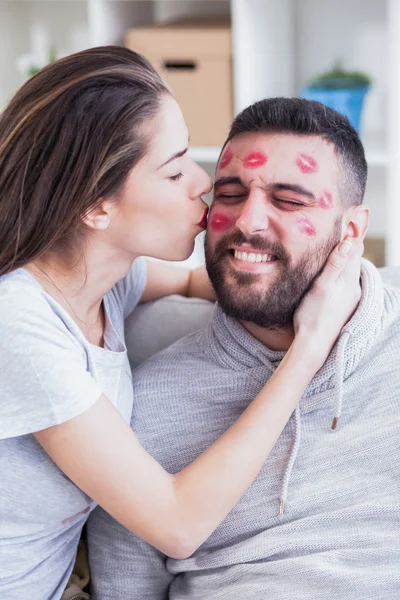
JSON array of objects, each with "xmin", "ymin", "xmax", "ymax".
[{"xmin": 88, "ymin": 259, "xmax": 400, "ymax": 599}]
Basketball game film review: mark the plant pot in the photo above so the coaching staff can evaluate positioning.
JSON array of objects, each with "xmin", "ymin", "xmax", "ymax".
[{"xmin": 300, "ymin": 86, "xmax": 370, "ymax": 133}]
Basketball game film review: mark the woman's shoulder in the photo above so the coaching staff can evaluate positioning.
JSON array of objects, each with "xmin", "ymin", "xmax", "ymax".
[
  {"xmin": 0, "ymin": 269, "xmax": 83, "ymax": 349},
  {"xmin": 0, "ymin": 269, "xmax": 53, "ymax": 326},
  {"xmin": 0, "ymin": 267, "xmax": 40, "ymax": 297},
  {"xmin": 0, "ymin": 269, "xmax": 102, "ymax": 439}
]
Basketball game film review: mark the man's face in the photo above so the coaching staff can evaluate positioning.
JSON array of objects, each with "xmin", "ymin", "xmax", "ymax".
[{"xmin": 205, "ymin": 132, "xmax": 344, "ymax": 328}]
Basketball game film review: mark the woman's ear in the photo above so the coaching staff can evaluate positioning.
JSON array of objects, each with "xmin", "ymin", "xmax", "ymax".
[
  {"xmin": 82, "ymin": 200, "xmax": 114, "ymax": 231},
  {"xmin": 342, "ymin": 205, "xmax": 369, "ymax": 244}
]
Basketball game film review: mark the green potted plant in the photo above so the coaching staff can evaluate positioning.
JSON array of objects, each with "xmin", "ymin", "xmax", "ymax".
[
  {"xmin": 17, "ymin": 47, "xmax": 58, "ymax": 81},
  {"xmin": 301, "ymin": 61, "xmax": 372, "ymax": 133}
]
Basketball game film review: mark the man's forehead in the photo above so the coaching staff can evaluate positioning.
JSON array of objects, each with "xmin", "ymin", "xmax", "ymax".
[{"xmin": 223, "ymin": 132, "xmax": 336, "ymax": 168}]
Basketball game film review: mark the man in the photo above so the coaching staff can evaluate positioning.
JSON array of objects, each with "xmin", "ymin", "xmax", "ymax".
[{"xmin": 87, "ymin": 98, "xmax": 400, "ymax": 599}]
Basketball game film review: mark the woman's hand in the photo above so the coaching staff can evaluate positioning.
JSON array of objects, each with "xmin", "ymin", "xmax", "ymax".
[{"xmin": 293, "ymin": 240, "xmax": 363, "ymax": 368}]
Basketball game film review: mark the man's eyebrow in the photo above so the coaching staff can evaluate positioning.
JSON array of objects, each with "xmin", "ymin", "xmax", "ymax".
[
  {"xmin": 269, "ymin": 182, "xmax": 316, "ymax": 201},
  {"xmin": 157, "ymin": 147, "xmax": 188, "ymax": 170},
  {"xmin": 214, "ymin": 176, "xmax": 245, "ymax": 190}
]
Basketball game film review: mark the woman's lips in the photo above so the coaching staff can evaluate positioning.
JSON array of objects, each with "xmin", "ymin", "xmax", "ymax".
[{"xmin": 198, "ymin": 207, "xmax": 209, "ymax": 229}]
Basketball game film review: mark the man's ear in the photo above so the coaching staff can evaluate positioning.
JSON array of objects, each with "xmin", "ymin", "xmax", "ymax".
[
  {"xmin": 341, "ymin": 205, "xmax": 369, "ymax": 244},
  {"xmin": 82, "ymin": 200, "xmax": 115, "ymax": 231}
]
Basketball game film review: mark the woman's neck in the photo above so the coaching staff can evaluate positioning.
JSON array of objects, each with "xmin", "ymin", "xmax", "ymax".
[{"xmin": 26, "ymin": 239, "xmax": 139, "ymax": 327}]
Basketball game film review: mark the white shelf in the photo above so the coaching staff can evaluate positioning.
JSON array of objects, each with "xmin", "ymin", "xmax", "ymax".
[
  {"xmin": 1, "ymin": 0, "xmax": 399, "ymax": 264},
  {"xmin": 365, "ymin": 148, "xmax": 388, "ymax": 168},
  {"xmin": 363, "ymin": 133, "xmax": 388, "ymax": 168},
  {"xmin": 188, "ymin": 147, "xmax": 221, "ymax": 164}
]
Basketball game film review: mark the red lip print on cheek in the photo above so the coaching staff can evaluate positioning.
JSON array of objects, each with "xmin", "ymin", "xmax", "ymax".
[
  {"xmin": 219, "ymin": 148, "xmax": 233, "ymax": 169},
  {"xmin": 209, "ymin": 213, "xmax": 232, "ymax": 233},
  {"xmin": 242, "ymin": 151, "xmax": 268, "ymax": 169},
  {"xmin": 296, "ymin": 154, "xmax": 318, "ymax": 174},
  {"xmin": 296, "ymin": 217, "xmax": 316, "ymax": 237},
  {"xmin": 318, "ymin": 191, "xmax": 333, "ymax": 209}
]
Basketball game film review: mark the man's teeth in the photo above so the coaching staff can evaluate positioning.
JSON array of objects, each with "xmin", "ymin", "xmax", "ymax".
[{"xmin": 233, "ymin": 250, "xmax": 275, "ymax": 263}]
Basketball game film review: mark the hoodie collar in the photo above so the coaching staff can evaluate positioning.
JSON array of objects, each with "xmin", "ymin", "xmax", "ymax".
[
  {"xmin": 203, "ymin": 259, "xmax": 396, "ymax": 515},
  {"xmin": 204, "ymin": 259, "xmax": 387, "ymax": 393}
]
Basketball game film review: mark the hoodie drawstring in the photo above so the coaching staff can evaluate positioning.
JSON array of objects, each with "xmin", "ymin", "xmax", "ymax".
[
  {"xmin": 279, "ymin": 404, "xmax": 301, "ymax": 516},
  {"xmin": 331, "ymin": 331, "xmax": 350, "ymax": 430},
  {"xmin": 278, "ymin": 330, "xmax": 351, "ymax": 516}
]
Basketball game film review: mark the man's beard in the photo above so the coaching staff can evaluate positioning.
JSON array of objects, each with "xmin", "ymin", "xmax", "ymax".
[{"xmin": 205, "ymin": 219, "xmax": 342, "ymax": 329}]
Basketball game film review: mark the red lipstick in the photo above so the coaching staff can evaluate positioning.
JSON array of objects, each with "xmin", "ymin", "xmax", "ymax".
[
  {"xmin": 198, "ymin": 207, "xmax": 209, "ymax": 229},
  {"xmin": 242, "ymin": 151, "xmax": 268, "ymax": 169}
]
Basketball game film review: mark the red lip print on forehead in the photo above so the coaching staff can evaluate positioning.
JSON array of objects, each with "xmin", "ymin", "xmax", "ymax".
[
  {"xmin": 296, "ymin": 217, "xmax": 316, "ymax": 237},
  {"xmin": 296, "ymin": 154, "xmax": 318, "ymax": 174},
  {"xmin": 209, "ymin": 213, "xmax": 232, "ymax": 233},
  {"xmin": 242, "ymin": 151, "xmax": 268, "ymax": 169},
  {"xmin": 219, "ymin": 148, "xmax": 233, "ymax": 169}
]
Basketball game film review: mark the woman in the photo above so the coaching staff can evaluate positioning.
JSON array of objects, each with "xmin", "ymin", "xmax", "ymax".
[{"xmin": 0, "ymin": 46, "xmax": 361, "ymax": 600}]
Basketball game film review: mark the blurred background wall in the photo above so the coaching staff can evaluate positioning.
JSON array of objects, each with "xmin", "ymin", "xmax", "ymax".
[{"xmin": 0, "ymin": 0, "xmax": 397, "ymax": 269}]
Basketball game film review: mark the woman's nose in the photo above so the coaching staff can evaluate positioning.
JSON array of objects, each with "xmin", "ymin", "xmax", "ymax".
[
  {"xmin": 193, "ymin": 162, "xmax": 213, "ymax": 198},
  {"xmin": 202, "ymin": 172, "xmax": 213, "ymax": 196}
]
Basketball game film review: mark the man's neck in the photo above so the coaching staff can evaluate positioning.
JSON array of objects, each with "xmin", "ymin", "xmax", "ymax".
[{"xmin": 240, "ymin": 320, "xmax": 295, "ymax": 351}]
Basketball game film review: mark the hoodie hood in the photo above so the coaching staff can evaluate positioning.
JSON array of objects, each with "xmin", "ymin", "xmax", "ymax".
[
  {"xmin": 206, "ymin": 259, "xmax": 391, "ymax": 393},
  {"xmin": 204, "ymin": 259, "xmax": 399, "ymax": 513}
]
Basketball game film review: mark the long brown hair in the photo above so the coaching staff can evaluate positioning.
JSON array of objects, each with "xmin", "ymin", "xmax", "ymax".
[{"xmin": 0, "ymin": 46, "xmax": 170, "ymax": 276}]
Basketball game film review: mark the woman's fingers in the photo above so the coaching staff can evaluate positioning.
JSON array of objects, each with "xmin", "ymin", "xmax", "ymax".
[
  {"xmin": 293, "ymin": 239, "xmax": 363, "ymax": 354},
  {"xmin": 314, "ymin": 240, "xmax": 352, "ymax": 288},
  {"xmin": 313, "ymin": 240, "xmax": 363, "ymax": 296}
]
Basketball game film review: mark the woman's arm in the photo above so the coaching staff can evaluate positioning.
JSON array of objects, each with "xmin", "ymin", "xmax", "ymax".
[
  {"xmin": 35, "ymin": 241, "xmax": 361, "ymax": 560},
  {"xmin": 140, "ymin": 260, "xmax": 215, "ymax": 303}
]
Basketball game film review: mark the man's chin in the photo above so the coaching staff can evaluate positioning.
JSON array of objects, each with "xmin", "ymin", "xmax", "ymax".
[
  {"xmin": 207, "ymin": 256, "xmax": 305, "ymax": 329},
  {"xmin": 216, "ymin": 290, "xmax": 296, "ymax": 329}
]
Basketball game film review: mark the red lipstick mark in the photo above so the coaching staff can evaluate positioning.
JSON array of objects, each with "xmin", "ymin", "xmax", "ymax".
[
  {"xmin": 296, "ymin": 154, "xmax": 318, "ymax": 174},
  {"xmin": 198, "ymin": 207, "xmax": 209, "ymax": 229},
  {"xmin": 242, "ymin": 151, "xmax": 268, "ymax": 169},
  {"xmin": 209, "ymin": 212, "xmax": 232, "ymax": 232},
  {"xmin": 318, "ymin": 191, "xmax": 333, "ymax": 209},
  {"xmin": 62, "ymin": 506, "xmax": 90, "ymax": 526},
  {"xmin": 296, "ymin": 217, "xmax": 316, "ymax": 237},
  {"xmin": 219, "ymin": 148, "xmax": 233, "ymax": 169}
]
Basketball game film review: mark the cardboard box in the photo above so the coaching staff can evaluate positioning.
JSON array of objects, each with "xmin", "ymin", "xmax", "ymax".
[
  {"xmin": 125, "ymin": 20, "xmax": 233, "ymax": 147},
  {"xmin": 364, "ymin": 237, "xmax": 385, "ymax": 267}
]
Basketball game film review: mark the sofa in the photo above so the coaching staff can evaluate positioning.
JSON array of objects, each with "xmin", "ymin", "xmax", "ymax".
[{"xmin": 125, "ymin": 266, "xmax": 400, "ymax": 369}]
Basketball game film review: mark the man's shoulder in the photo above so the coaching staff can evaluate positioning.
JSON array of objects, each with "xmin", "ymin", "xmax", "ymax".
[
  {"xmin": 131, "ymin": 328, "xmax": 212, "ymax": 386},
  {"xmin": 380, "ymin": 266, "xmax": 400, "ymax": 289},
  {"xmin": 130, "ymin": 327, "xmax": 224, "ymax": 429},
  {"xmin": 382, "ymin": 281, "xmax": 400, "ymax": 330}
]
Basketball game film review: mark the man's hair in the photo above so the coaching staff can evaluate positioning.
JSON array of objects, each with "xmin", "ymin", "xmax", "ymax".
[{"xmin": 223, "ymin": 97, "xmax": 367, "ymax": 207}]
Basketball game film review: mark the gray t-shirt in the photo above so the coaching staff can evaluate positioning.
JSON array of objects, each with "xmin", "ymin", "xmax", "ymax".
[{"xmin": 0, "ymin": 259, "xmax": 146, "ymax": 600}]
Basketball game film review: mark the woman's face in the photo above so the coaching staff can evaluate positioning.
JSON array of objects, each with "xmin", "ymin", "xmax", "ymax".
[{"xmin": 107, "ymin": 95, "xmax": 213, "ymax": 262}]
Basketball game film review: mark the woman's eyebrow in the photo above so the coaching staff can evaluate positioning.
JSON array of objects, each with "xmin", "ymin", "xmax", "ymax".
[{"xmin": 157, "ymin": 147, "xmax": 188, "ymax": 170}]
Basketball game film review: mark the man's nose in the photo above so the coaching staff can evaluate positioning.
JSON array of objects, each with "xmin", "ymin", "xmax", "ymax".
[{"xmin": 236, "ymin": 192, "xmax": 269, "ymax": 237}]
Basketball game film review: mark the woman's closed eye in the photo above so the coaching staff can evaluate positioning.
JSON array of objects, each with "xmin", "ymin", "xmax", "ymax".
[{"xmin": 169, "ymin": 172, "xmax": 184, "ymax": 181}]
